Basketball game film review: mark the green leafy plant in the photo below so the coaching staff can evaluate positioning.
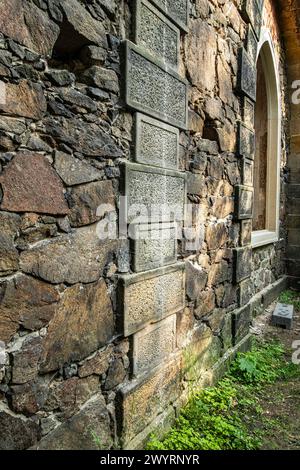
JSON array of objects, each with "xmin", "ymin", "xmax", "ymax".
[
  {"xmin": 146, "ymin": 339, "xmax": 300, "ymax": 451},
  {"xmin": 230, "ymin": 340, "xmax": 285, "ymax": 384},
  {"xmin": 279, "ymin": 290, "xmax": 300, "ymax": 311}
]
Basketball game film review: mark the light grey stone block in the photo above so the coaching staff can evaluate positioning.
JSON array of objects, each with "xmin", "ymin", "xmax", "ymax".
[
  {"xmin": 246, "ymin": 24, "xmax": 258, "ymax": 63},
  {"xmin": 237, "ymin": 121, "xmax": 255, "ymax": 159},
  {"xmin": 272, "ymin": 303, "xmax": 293, "ymax": 330},
  {"xmin": 119, "ymin": 263, "xmax": 185, "ymax": 336},
  {"xmin": 134, "ymin": 113, "xmax": 179, "ymax": 170},
  {"xmin": 232, "ymin": 304, "xmax": 251, "ymax": 345},
  {"xmin": 130, "ymin": 222, "xmax": 177, "ymax": 272},
  {"xmin": 150, "ymin": 0, "xmax": 189, "ymax": 31},
  {"xmin": 123, "ymin": 40, "xmax": 188, "ymax": 129},
  {"xmin": 131, "ymin": 314, "xmax": 176, "ymax": 375},
  {"xmin": 243, "ymin": 96, "xmax": 255, "ymax": 129},
  {"xmin": 240, "ymin": 219, "xmax": 252, "ymax": 246},
  {"xmin": 134, "ymin": 0, "xmax": 180, "ymax": 69},
  {"xmin": 122, "ymin": 162, "xmax": 186, "ymax": 223},
  {"xmin": 242, "ymin": 158, "xmax": 254, "ymax": 187},
  {"xmin": 237, "ymin": 48, "xmax": 256, "ymax": 102},
  {"xmin": 233, "ymin": 246, "xmax": 252, "ymax": 283},
  {"xmin": 235, "ymin": 185, "xmax": 254, "ymax": 220}
]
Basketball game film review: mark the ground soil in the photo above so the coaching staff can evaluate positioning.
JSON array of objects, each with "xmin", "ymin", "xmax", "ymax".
[{"xmin": 246, "ymin": 302, "xmax": 300, "ymax": 450}]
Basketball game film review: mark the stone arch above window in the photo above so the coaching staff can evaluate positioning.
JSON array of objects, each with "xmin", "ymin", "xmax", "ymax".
[{"xmin": 252, "ymin": 28, "xmax": 281, "ymax": 248}]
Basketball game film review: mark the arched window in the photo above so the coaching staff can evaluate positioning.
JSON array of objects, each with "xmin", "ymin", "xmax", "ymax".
[{"xmin": 252, "ymin": 30, "xmax": 281, "ymax": 247}]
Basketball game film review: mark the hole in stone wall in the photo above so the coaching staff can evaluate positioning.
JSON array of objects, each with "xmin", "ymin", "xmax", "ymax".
[
  {"xmin": 202, "ymin": 119, "xmax": 218, "ymax": 142},
  {"xmin": 52, "ymin": 16, "xmax": 92, "ymax": 62}
]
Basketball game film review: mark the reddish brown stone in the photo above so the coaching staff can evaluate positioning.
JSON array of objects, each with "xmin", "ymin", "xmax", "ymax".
[
  {"xmin": 194, "ymin": 290, "xmax": 216, "ymax": 319},
  {"xmin": 36, "ymin": 394, "xmax": 112, "ymax": 450},
  {"xmin": 11, "ymin": 335, "xmax": 43, "ymax": 384},
  {"xmin": 0, "ymin": 80, "xmax": 47, "ymax": 120},
  {"xmin": 0, "ymin": 274, "xmax": 59, "ymax": 343},
  {"xmin": 0, "ymin": 0, "xmax": 60, "ymax": 55},
  {"xmin": 0, "ymin": 211, "xmax": 20, "ymax": 278},
  {"xmin": 68, "ymin": 180, "xmax": 115, "ymax": 227},
  {"xmin": 78, "ymin": 345, "xmax": 113, "ymax": 378},
  {"xmin": 0, "ymin": 153, "xmax": 69, "ymax": 215},
  {"xmin": 205, "ymin": 223, "xmax": 228, "ymax": 251},
  {"xmin": 10, "ymin": 381, "xmax": 47, "ymax": 416},
  {"xmin": 45, "ymin": 376, "xmax": 100, "ymax": 419}
]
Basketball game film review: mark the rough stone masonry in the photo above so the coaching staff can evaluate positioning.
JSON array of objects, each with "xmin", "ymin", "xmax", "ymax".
[{"xmin": 0, "ymin": 0, "xmax": 298, "ymax": 450}]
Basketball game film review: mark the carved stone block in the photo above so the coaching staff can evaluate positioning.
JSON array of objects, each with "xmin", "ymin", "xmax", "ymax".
[
  {"xmin": 237, "ymin": 121, "xmax": 255, "ymax": 159},
  {"xmin": 242, "ymin": 158, "xmax": 254, "ymax": 186},
  {"xmin": 122, "ymin": 162, "xmax": 186, "ymax": 223},
  {"xmin": 246, "ymin": 24, "xmax": 258, "ymax": 63},
  {"xmin": 134, "ymin": 113, "xmax": 179, "ymax": 170},
  {"xmin": 131, "ymin": 314, "xmax": 176, "ymax": 375},
  {"xmin": 241, "ymin": 0, "xmax": 263, "ymax": 39},
  {"xmin": 134, "ymin": 0, "xmax": 180, "ymax": 68},
  {"xmin": 235, "ymin": 185, "xmax": 254, "ymax": 220},
  {"xmin": 130, "ymin": 222, "xmax": 177, "ymax": 272},
  {"xmin": 237, "ymin": 48, "xmax": 256, "ymax": 102},
  {"xmin": 238, "ymin": 278, "xmax": 254, "ymax": 307},
  {"xmin": 233, "ymin": 246, "xmax": 252, "ymax": 283},
  {"xmin": 150, "ymin": 0, "xmax": 189, "ymax": 31},
  {"xmin": 242, "ymin": 96, "xmax": 255, "ymax": 130},
  {"xmin": 123, "ymin": 40, "xmax": 188, "ymax": 129},
  {"xmin": 240, "ymin": 219, "xmax": 252, "ymax": 246},
  {"xmin": 119, "ymin": 263, "xmax": 185, "ymax": 336}
]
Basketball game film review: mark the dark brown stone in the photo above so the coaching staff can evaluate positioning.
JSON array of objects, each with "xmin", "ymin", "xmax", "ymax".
[
  {"xmin": 104, "ymin": 358, "xmax": 126, "ymax": 390},
  {"xmin": 44, "ymin": 116, "xmax": 122, "ymax": 158},
  {"xmin": 54, "ymin": 151, "xmax": 103, "ymax": 186},
  {"xmin": 194, "ymin": 289, "xmax": 215, "ymax": 319},
  {"xmin": 81, "ymin": 66, "xmax": 119, "ymax": 94},
  {"xmin": 207, "ymin": 260, "xmax": 232, "ymax": 287},
  {"xmin": 78, "ymin": 345, "xmax": 113, "ymax": 378},
  {"xmin": 10, "ymin": 380, "xmax": 48, "ymax": 416},
  {"xmin": 59, "ymin": 0, "xmax": 108, "ymax": 55},
  {"xmin": 36, "ymin": 394, "xmax": 112, "ymax": 450},
  {"xmin": 186, "ymin": 261, "xmax": 208, "ymax": 300},
  {"xmin": 0, "ymin": 409, "xmax": 40, "ymax": 450},
  {"xmin": 0, "ymin": 211, "xmax": 20, "ymax": 278},
  {"xmin": 205, "ymin": 223, "xmax": 227, "ymax": 251},
  {"xmin": 68, "ymin": 181, "xmax": 115, "ymax": 227},
  {"xmin": 41, "ymin": 280, "xmax": 114, "ymax": 372},
  {"xmin": 0, "ymin": 274, "xmax": 59, "ymax": 343},
  {"xmin": 11, "ymin": 335, "xmax": 43, "ymax": 384},
  {"xmin": 20, "ymin": 225, "xmax": 124, "ymax": 285},
  {"xmin": 0, "ymin": 80, "xmax": 47, "ymax": 120},
  {"xmin": 45, "ymin": 376, "xmax": 100, "ymax": 418},
  {"xmin": 0, "ymin": 153, "xmax": 69, "ymax": 215}
]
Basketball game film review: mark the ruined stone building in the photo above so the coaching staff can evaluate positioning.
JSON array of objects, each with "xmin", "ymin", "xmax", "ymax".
[{"xmin": 0, "ymin": 0, "xmax": 299, "ymax": 450}]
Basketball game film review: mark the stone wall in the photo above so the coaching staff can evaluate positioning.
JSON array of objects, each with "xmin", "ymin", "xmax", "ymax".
[
  {"xmin": 0, "ymin": 0, "xmax": 294, "ymax": 450},
  {"xmin": 277, "ymin": 0, "xmax": 300, "ymax": 290}
]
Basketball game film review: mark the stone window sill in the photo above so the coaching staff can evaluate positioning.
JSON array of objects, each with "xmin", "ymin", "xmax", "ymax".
[{"xmin": 251, "ymin": 230, "xmax": 278, "ymax": 248}]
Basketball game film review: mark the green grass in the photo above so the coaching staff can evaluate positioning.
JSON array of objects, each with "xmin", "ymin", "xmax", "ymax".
[
  {"xmin": 279, "ymin": 290, "xmax": 300, "ymax": 311},
  {"xmin": 146, "ymin": 339, "xmax": 300, "ymax": 451}
]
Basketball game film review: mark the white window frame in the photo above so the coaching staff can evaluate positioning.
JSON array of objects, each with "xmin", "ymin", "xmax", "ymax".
[{"xmin": 251, "ymin": 28, "xmax": 281, "ymax": 249}]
